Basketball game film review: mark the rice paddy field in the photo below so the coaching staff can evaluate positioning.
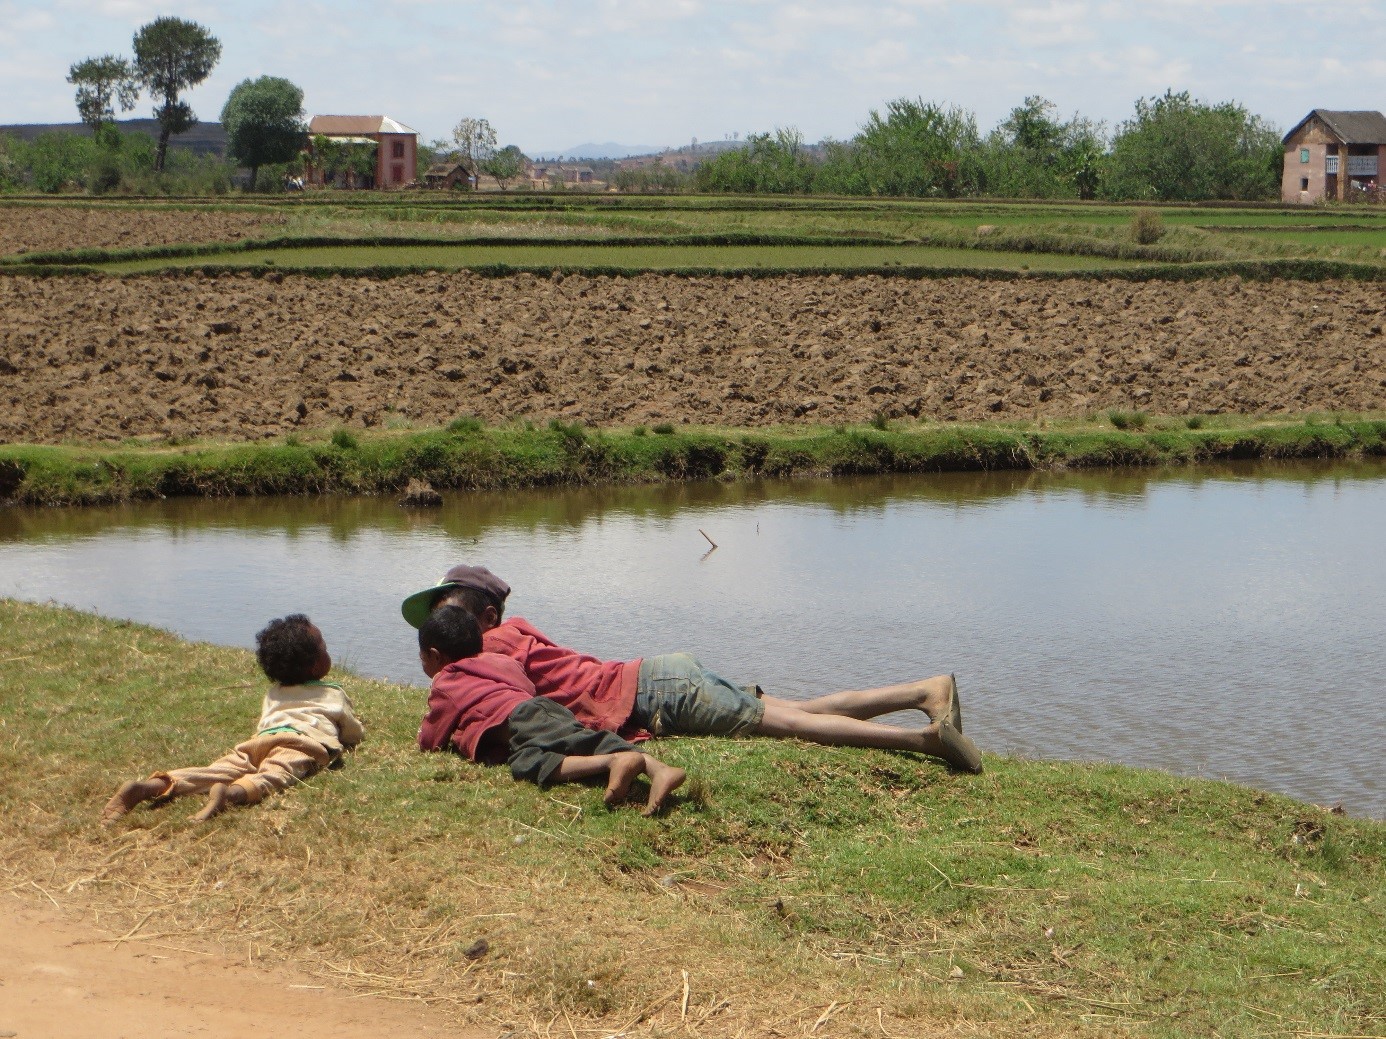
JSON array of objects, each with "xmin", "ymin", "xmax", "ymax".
[{"xmin": 3, "ymin": 193, "xmax": 1386, "ymax": 274}]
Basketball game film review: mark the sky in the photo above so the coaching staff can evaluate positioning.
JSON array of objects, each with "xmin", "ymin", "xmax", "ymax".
[{"xmin": 2, "ymin": 0, "xmax": 1384, "ymax": 156}]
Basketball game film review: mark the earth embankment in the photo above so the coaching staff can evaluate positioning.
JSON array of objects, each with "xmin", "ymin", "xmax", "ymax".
[{"xmin": 2, "ymin": 271, "xmax": 1384, "ymax": 444}]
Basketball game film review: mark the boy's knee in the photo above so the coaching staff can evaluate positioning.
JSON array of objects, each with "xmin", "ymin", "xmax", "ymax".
[{"xmin": 230, "ymin": 775, "xmax": 269, "ymax": 805}]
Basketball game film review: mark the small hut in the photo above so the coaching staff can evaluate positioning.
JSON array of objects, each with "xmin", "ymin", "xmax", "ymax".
[{"xmin": 423, "ymin": 160, "xmax": 475, "ymax": 190}]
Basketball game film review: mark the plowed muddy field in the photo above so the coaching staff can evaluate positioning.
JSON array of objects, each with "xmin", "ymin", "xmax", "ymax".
[
  {"xmin": 0, "ymin": 206, "xmax": 286, "ymax": 256},
  {"xmin": 3, "ymin": 270, "xmax": 1384, "ymax": 444}
]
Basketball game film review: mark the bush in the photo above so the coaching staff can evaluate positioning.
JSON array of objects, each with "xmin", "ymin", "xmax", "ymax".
[
  {"xmin": 18, "ymin": 131, "xmax": 100, "ymax": 192},
  {"xmin": 1108, "ymin": 409, "xmax": 1148, "ymax": 430},
  {"xmin": 1130, "ymin": 210, "xmax": 1164, "ymax": 244},
  {"xmin": 446, "ymin": 416, "xmax": 483, "ymax": 436}
]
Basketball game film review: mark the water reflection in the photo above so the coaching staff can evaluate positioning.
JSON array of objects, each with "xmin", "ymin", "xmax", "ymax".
[{"xmin": 2, "ymin": 459, "xmax": 1383, "ymax": 817}]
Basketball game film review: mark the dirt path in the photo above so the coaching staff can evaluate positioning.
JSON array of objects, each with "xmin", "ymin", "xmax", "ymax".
[
  {"xmin": 2, "ymin": 271, "xmax": 1385, "ymax": 444},
  {"xmin": 0, "ymin": 897, "xmax": 488, "ymax": 1039}
]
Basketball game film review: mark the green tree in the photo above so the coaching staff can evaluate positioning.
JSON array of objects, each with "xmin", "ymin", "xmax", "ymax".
[
  {"xmin": 220, "ymin": 76, "xmax": 306, "ymax": 191},
  {"xmin": 847, "ymin": 98, "xmax": 982, "ymax": 197},
  {"xmin": 0, "ymin": 133, "xmax": 19, "ymax": 191},
  {"xmin": 132, "ymin": 17, "xmax": 221, "ymax": 172},
  {"xmin": 67, "ymin": 56, "xmax": 139, "ymax": 142},
  {"xmin": 1104, "ymin": 90, "xmax": 1281, "ymax": 201},
  {"xmin": 12, "ymin": 131, "xmax": 100, "ymax": 193},
  {"xmin": 695, "ymin": 127, "xmax": 815, "ymax": 194},
  {"xmin": 977, "ymin": 97, "xmax": 1107, "ymax": 199},
  {"xmin": 484, "ymin": 144, "xmax": 526, "ymax": 190},
  {"xmin": 416, "ymin": 137, "xmax": 454, "ymax": 179},
  {"xmin": 451, "ymin": 117, "xmax": 497, "ymax": 172},
  {"xmin": 310, "ymin": 134, "xmax": 377, "ymax": 189}
]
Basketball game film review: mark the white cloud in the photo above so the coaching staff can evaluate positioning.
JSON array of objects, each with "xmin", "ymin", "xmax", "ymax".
[{"xmin": 2, "ymin": 0, "xmax": 1384, "ymax": 152}]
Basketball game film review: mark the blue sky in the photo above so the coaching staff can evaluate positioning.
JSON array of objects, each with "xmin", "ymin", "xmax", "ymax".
[{"xmin": 3, "ymin": 0, "xmax": 1384, "ymax": 155}]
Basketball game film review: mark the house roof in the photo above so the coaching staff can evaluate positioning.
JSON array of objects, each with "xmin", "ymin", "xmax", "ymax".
[
  {"xmin": 309, "ymin": 115, "xmax": 418, "ymax": 137},
  {"xmin": 424, "ymin": 160, "xmax": 474, "ymax": 177},
  {"xmin": 1283, "ymin": 109, "xmax": 1386, "ymax": 146}
]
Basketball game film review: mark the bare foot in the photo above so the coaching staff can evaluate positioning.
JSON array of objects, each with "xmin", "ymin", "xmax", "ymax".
[
  {"xmin": 189, "ymin": 783, "xmax": 246, "ymax": 822},
  {"xmin": 641, "ymin": 757, "xmax": 686, "ymax": 817},
  {"xmin": 100, "ymin": 778, "xmax": 167, "ymax": 825},
  {"xmin": 604, "ymin": 752, "xmax": 646, "ymax": 808},
  {"xmin": 918, "ymin": 675, "xmax": 961, "ymax": 731}
]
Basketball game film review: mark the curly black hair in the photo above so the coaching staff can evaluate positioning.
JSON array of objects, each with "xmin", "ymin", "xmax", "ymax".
[
  {"xmin": 254, "ymin": 614, "xmax": 322, "ymax": 685},
  {"xmin": 418, "ymin": 605, "xmax": 482, "ymax": 663}
]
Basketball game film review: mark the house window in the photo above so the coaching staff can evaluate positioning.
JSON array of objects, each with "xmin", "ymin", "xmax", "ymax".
[
  {"xmin": 392, "ymin": 141, "xmax": 405, "ymax": 159},
  {"xmin": 1300, "ymin": 148, "xmax": 1310, "ymax": 163},
  {"xmin": 1301, "ymin": 178, "xmax": 1309, "ymax": 191}
]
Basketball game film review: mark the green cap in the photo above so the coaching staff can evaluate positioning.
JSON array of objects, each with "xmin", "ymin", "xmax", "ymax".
[{"xmin": 401, "ymin": 564, "xmax": 511, "ymax": 629}]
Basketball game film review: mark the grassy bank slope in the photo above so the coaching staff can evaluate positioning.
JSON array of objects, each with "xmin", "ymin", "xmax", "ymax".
[
  {"xmin": 1, "ymin": 600, "xmax": 1381, "ymax": 1039},
  {"xmin": 4, "ymin": 415, "xmax": 1386, "ymax": 506}
]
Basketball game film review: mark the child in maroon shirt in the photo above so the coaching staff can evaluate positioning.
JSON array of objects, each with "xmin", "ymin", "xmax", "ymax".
[{"xmin": 418, "ymin": 606, "xmax": 685, "ymax": 816}]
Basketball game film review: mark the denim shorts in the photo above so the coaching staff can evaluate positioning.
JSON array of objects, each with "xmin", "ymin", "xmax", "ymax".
[{"xmin": 630, "ymin": 653, "xmax": 765, "ymax": 737}]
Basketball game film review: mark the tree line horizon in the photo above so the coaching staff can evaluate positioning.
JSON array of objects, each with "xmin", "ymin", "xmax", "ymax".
[{"xmin": 8, "ymin": 17, "xmax": 1312, "ymax": 202}]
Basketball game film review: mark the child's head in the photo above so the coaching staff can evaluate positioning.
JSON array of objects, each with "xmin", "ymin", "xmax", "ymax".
[
  {"xmin": 418, "ymin": 605, "xmax": 482, "ymax": 678},
  {"xmin": 255, "ymin": 614, "xmax": 331, "ymax": 686}
]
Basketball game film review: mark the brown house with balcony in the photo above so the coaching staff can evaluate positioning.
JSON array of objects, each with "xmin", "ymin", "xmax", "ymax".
[
  {"xmin": 306, "ymin": 115, "xmax": 418, "ymax": 190},
  {"xmin": 1282, "ymin": 109, "xmax": 1386, "ymax": 204}
]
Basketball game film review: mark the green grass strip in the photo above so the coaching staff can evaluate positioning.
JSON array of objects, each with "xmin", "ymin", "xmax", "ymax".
[{"xmin": 5, "ymin": 417, "xmax": 1386, "ymax": 507}]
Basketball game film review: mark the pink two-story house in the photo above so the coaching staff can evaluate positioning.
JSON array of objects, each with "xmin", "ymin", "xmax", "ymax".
[{"xmin": 306, "ymin": 115, "xmax": 418, "ymax": 190}]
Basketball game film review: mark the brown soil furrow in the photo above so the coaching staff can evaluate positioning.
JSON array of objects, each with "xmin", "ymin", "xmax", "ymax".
[
  {"xmin": 0, "ymin": 206, "xmax": 286, "ymax": 257},
  {"xmin": 2, "ymin": 271, "xmax": 1384, "ymax": 444}
]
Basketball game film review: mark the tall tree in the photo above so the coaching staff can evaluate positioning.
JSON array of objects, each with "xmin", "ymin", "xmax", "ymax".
[
  {"xmin": 67, "ymin": 55, "xmax": 139, "ymax": 141},
  {"xmin": 220, "ymin": 76, "xmax": 306, "ymax": 190},
  {"xmin": 451, "ymin": 117, "xmax": 497, "ymax": 172},
  {"xmin": 978, "ymin": 97, "xmax": 1107, "ymax": 199},
  {"xmin": 484, "ymin": 144, "xmax": 526, "ymax": 190},
  {"xmin": 849, "ymin": 98, "xmax": 982, "ymax": 197},
  {"xmin": 132, "ymin": 17, "xmax": 221, "ymax": 172},
  {"xmin": 1105, "ymin": 90, "xmax": 1280, "ymax": 201}
]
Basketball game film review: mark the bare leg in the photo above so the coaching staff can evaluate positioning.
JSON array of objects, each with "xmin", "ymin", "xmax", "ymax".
[
  {"xmin": 190, "ymin": 782, "xmax": 249, "ymax": 822},
  {"xmin": 762, "ymin": 674, "xmax": 956, "ymax": 724},
  {"xmin": 641, "ymin": 755, "xmax": 687, "ymax": 816},
  {"xmin": 753, "ymin": 703, "xmax": 982, "ymax": 773},
  {"xmin": 100, "ymin": 778, "xmax": 168, "ymax": 825}
]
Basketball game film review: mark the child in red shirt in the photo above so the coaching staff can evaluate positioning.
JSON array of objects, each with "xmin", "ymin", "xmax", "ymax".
[{"xmin": 418, "ymin": 606, "xmax": 685, "ymax": 816}]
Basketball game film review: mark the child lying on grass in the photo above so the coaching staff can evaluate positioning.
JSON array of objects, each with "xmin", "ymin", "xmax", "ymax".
[
  {"xmin": 417, "ymin": 605, "xmax": 685, "ymax": 815},
  {"xmin": 101, "ymin": 615, "xmax": 363, "ymax": 824}
]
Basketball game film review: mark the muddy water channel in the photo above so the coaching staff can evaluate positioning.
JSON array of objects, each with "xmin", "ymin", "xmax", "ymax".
[{"xmin": 3, "ymin": 462, "xmax": 1383, "ymax": 817}]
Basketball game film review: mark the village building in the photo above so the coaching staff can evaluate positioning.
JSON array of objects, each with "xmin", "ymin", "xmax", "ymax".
[
  {"xmin": 1281, "ymin": 109, "xmax": 1386, "ymax": 204},
  {"xmin": 305, "ymin": 115, "xmax": 418, "ymax": 190},
  {"xmin": 526, "ymin": 161, "xmax": 598, "ymax": 189},
  {"xmin": 423, "ymin": 160, "xmax": 475, "ymax": 190}
]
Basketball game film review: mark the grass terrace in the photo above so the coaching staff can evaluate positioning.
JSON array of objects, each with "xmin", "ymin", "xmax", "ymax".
[{"xmin": 4, "ymin": 414, "xmax": 1386, "ymax": 507}]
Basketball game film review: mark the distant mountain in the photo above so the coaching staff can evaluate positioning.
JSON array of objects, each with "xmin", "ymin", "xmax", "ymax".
[
  {"xmin": 540, "ymin": 142, "xmax": 662, "ymax": 160},
  {"xmin": 0, "ymin": 118, "xmax": 228, "ymax": 155},
  {"xmin": 535, "ymin": 139, "xmax": 748, "ymax": 161}
]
